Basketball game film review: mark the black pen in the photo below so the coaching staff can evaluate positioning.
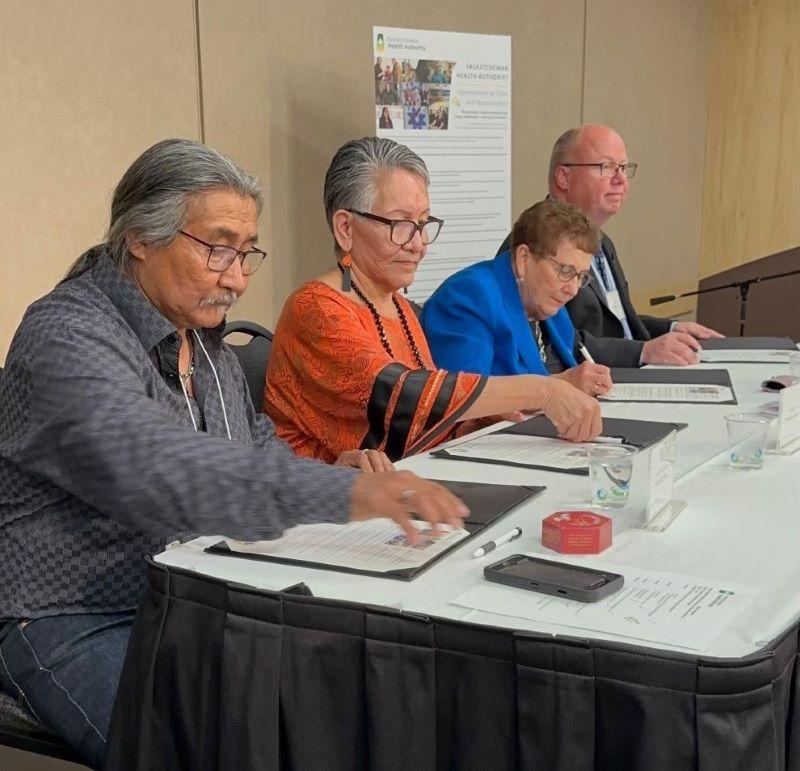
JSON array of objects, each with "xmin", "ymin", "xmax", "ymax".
[{"xmin": 472, "ymin": 527, "xmax": 523, "ymax": 558}]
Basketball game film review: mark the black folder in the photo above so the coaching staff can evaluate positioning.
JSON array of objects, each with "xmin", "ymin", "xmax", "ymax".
[
  {"xmin": 204, "ymin": 480, "xmax": 544, "ymax": 581},
  {"xmin": 500, "ymin": 414, "xmax": 685, "ymax": 447},
  {"xmin": 605, "ymin": 367, "xmax": 738, "ymax": 404},
  {"xmin": 432, "ymin": 415, "xmax": 685, "ymax": 476}
]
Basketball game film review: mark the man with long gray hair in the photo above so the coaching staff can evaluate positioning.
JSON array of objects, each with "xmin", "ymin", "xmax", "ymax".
[{"xmin": 0, "ymin": 138, "xmax": 467, "ymax": 767}]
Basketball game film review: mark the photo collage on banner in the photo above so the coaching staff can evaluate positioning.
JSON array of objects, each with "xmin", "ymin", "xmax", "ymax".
[
  {"xmin": 374, "ymin": 54, "xmax": 454, "ymax": 131},
  {"xmin": 373, "ymin": 27, "xmax": 512, "ymax": 302}
]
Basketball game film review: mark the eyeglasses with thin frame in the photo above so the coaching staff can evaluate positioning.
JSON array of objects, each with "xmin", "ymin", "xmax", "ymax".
[
  {"xmin": 560, "ymin": 162, "xmax": 638, "ymax": 179},
  {"xmin": 349, "ymin": 210, "xmax": 444, "ymax": 246},
  {"xmin": 544, "ymin": 255, "xmax": 593, "ymax": 288},
  {"xmin": 178, "ymin": 230, "xmax": 267, "ymax": 276}
]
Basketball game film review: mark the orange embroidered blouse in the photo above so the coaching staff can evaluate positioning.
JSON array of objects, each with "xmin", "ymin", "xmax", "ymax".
[{"xmin": 263, "ymin": 281, "xmax": 487, "ymax": 463}]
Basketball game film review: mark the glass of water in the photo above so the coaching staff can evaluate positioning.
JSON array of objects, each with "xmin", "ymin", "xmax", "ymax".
[
  {"xmin": 725, "ymin": 413, "xmax": 771, "ymax": 470},
  {"xmin": 587, "ymin": 444, "xmax": 637, "ymax": 508}
]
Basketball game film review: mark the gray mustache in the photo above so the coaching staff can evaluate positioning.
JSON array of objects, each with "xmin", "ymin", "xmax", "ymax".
[{"xmin": 199, "ymin": 292, "xmax": 239, "ymax": 308}]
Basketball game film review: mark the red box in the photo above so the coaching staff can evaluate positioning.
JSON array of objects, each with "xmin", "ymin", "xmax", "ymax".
[{"xmin": 541, "ymin": 510, "xmax": 612, "ymax": 555}]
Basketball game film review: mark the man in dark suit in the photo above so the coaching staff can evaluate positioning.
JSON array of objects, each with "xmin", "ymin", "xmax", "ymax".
[{"xmin": 499, "ymin": 125, "xmax": 722, "ymax": 366}]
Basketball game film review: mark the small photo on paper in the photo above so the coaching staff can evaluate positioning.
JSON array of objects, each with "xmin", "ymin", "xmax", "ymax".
[
  {"xmin": 400, "ymin": 82, "xmax": 423, "ymax": 107},
  {"xmin": 374, "ymin": 55, "xmax": 398, "ymax": 97},
  {"xmin": 428, "ymin": 101, "xmax": 449, "ymax": 130},
  {"xmin": 376, "ymin": 105, "xmax": 403, "ymax": 131},
  {"xmin": 415, "ymin": 59, "xmax": 455, "ymax": 84},
  {"xmin": 422, "ymin": 84, "xmax": 449, "ymax": 105},
  {"xmin": 376, "ymin": 81, "xmax": 399, "ymax": 106},
  {"xmin": 404, "ymin": 105, "xmax": 429, "ymax": 130}
]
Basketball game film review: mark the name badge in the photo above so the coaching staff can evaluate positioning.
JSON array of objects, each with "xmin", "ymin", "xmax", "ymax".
[
  {"xmin": 646, "ymin": 431, "xmax": 676, "ymax": 525},
  {"xmin": 605, "ymin": 288, "xmax": 627, "ymax": 322},
  {"xmin": 630, "ymin": 431, "xmax": 686, "ymax": 532},
  {"xmin": 776, "ymin": 382, "xmax": 800, "ymax": 451}
]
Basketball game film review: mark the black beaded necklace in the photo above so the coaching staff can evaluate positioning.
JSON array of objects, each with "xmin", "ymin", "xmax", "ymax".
[{"xmin": 337, "ymin": 262, "xmax": 426, "ymax": 368}]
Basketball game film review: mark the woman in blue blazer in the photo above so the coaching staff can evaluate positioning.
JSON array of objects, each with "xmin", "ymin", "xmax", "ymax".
[{"xmin": 421, "ymin": 200, "xmax": 613, "ymax": 395}]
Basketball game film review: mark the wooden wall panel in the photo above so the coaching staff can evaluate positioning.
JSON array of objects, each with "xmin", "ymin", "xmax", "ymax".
[
  {"xmin": 0, "ymin": 0, "xmax": 200, "ymax": 362},
  {"xmin": 700, "ymin": 0, "xmax": 800, "ymax": 279},
  {"xmin": 583, "ymin": 0, "xmax": 712, "ymax": 320},
  {"xmin": 197, "ymin": 0, "xmax": 275, "ymax": 327}
]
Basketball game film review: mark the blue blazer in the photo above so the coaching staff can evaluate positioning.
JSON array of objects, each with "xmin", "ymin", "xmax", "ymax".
[{"xmin": 420, "ymin": 251, "xmax": 578, "ymax": 376}]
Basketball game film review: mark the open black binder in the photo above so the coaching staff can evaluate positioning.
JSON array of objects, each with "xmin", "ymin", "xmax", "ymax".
[
  {"xmin": 432, "ymin": 415, "xmax": 685, "ymax": 476},
  {"xmin": 204, "ymin": 480, "xmax": 545, "ymax": 581},
  {"xmin": 605, "ymin": 367, "xmax": 738, "ymax": 404}
]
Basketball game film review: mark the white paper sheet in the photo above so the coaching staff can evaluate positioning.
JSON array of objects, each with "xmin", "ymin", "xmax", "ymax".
[
  {"xmin": 223, "ymin": 519, "xmax": 468, "ymax": 573},
  {"xmin": 443, "ymin": 433, "xmax": 590, "ymax": 469},
  {"xmin": 699, "ymin": 349, "xmax": 791, "ymax": 363},
  {"xmin": 451, "ymin": 564, "xmax": 756, "ymax": 650},
  {"xmin": 602, "ymin": 383, "xmax": 734, "ymax": 403}
]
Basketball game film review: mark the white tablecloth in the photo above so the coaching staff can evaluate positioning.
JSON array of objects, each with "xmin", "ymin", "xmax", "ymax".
[{"xmin": 156, "ymin": 362, "xmax": 800, "ymax": 658}]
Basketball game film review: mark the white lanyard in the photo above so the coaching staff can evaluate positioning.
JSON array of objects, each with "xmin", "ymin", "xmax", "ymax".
[{"xmin": 178, "ymin": 329, "xmax": 232, "ymax": 441}]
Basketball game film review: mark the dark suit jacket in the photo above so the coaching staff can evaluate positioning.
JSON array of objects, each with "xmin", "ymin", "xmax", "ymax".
[{"xmin": 496, "ymin": 229, "xmax": 672, "ymax": 367}]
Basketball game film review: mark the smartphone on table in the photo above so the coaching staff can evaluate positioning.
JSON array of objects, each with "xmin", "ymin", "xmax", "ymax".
[{"xmin": 484, "ymin": 554, "xmax": 623, "ymax": 603}]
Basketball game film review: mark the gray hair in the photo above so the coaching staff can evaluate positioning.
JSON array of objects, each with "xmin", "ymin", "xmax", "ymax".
[
  {"xmin": 323, "ymin": 137, "xmax": 428, "ymax": 253},
  {"xmin": 64, "ymin": 138, "xmax": 262, "ymax": 280},
  {"xmin": 547, "ymin": 127, "xmax": 583, "ymax": 183}
]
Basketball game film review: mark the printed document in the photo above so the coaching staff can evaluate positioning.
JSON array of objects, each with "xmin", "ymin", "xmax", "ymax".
[
  {"xmin": 223, "ymin": 519, "xmax": 468, "ymax": 573},
  {"xmin": 699, "ymin": 349, "xmax": 791, "ymax": 363},
  {"xmin": 602, "ymin": 384, "xmax": 734, "ymax": 403},
  {"xmin": 451, "ymin": 565, "xmax": 755, "ymax": 650},
  {"xmin": 443, "ymin": 433, "xmax": 591, "ymax": 469}
]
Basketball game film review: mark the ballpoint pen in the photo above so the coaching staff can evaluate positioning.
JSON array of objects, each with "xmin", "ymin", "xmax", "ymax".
[
  {"xmin": 472, "ymin": 526, "xmax": 523, "ymax": 558},
  {"xmin": 578, "ymin": 344, "xmax": 596, "ymax": 364}
]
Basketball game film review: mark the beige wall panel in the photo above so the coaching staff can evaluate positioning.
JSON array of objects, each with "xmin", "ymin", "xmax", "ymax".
[
  {"xmin": 0, "ymin": 0, "xmax": 200, "ymax": 363},
  {"xmin": 197, "ymin": 0, "xmax": 275, "ymax": 327},
  {"xmin": 700, "ymin": 0, "xmax": 800, "ymax": 279},
  {"xmin": 583, "ymin": 0, "xmax": 711, "ymax": 319},
  {"xmin": 254, "ymin": 1, "xmax": 585, "ymax": 324}
]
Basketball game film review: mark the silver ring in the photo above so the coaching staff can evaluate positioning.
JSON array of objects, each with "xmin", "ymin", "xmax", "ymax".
[{"xmin": 400, "ymin": 489, "xmax": 416, "ymax": 503}]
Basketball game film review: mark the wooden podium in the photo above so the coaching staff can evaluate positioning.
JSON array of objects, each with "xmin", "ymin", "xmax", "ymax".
[{"xmin": 696, "ymin": 245, "xmax": 800, "ymax": 338}]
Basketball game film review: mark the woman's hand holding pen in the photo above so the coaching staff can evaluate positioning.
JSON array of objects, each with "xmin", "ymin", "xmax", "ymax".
[{"xmin": 554, "ymin": 362, "xmax": 613, "ymax": 397}]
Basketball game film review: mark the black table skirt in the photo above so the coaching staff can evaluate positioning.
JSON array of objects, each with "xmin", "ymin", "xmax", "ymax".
[{"xmin": 104, "ymin": 558, "xmax": 800, "ymax": 771}]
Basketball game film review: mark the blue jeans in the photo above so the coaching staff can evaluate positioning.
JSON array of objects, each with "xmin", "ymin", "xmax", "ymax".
[{"xmin": 0, "ymin": 612, "xmax": 135, "ymax": 769}]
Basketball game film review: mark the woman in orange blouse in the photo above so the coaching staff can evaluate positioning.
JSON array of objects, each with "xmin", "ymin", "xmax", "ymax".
[{"xmin": 264, "ymin": 137, "xmax": 601, "ymax": 463}]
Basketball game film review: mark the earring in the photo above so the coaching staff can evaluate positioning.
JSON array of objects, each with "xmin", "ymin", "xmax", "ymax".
[
  {"xmin": 340, "ymin": 253, "xmax": 352, "ymax": 291},
  {"xmin": 516, "ymin": 275, "xmax": 525, "ymax": 286}
]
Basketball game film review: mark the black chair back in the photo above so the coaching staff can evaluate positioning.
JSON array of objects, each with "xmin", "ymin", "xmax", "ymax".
[
  {"xmin": 407, "ymin": 298, "xmax": 423, "ymax": 318},
  {"xmin": 222, "ymin": 320, "xmax": 273, "ymax": 412}
]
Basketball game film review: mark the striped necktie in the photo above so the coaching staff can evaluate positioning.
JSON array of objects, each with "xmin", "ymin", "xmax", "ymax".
[{"xmin": 594, "ymin": 251, "xmax": 611, "ymax": 291}]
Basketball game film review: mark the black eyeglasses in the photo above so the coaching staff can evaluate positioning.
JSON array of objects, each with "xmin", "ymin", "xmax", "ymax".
[
  {"xmin": 560, "ymin": 162, "xmax": 638, "ymax": 179},
  {"xmin": 545, "ymin": 256, "xmax": 593, "ymax": 288},
  {"xmin": 350, "ymin": 210, "xmax": 444, "ymax": 246},
  {"xmin": 179, "ymin": 230, "xmax": 267, "ymax": 275}
]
